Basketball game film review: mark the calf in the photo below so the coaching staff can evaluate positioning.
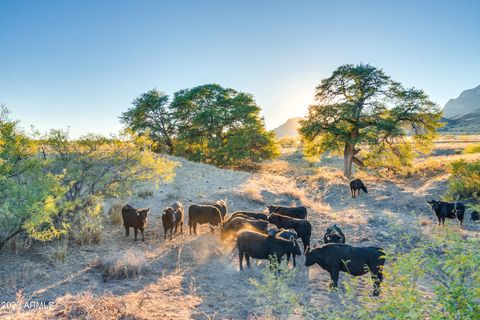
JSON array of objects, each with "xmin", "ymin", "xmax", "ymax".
[
  {"xmin": 162, "ymin": 201, "xmax": 184, "ymax": 240},
  {"xmin": 267, "ymin": 213, "xmax": 312, "ymax": 253},
  {"xmin": 427, "ymin": 200, "xmax": 465, "ymax": 226},
  {"xmin": 121, "ymin": 204, "xmax": 150, "ymax": 242},
  {"xmin": 267, "ymin": 205, "xmax": 308, "ymax": 219},
  {"xmin": 470, "ymin": 210, "xmax": 479, "ymax": 222},
  {"xmin": 305, "ymin": 244, "xmax": 385, "ymax": 296},
  {"xmin": 221, "ymin": 216, "xmax": 270, "ymax": 241},
  {"xmin": 236, "ymin": 230, "xmax": 302, "ymax": 270},
  {"xmin": 188, "ymin": 204, "xmax": 223, "ymax": 235},
  {"xmin": 224, "ymin": 211, "xmax": 268, "ymax": 224},
  {"xmin": 349, "ymin": 179, "xmax": 368, "ymax": 199},
  {"xmin": 323, "ymin": 224, "xmax": 346, "ymax": 244}
]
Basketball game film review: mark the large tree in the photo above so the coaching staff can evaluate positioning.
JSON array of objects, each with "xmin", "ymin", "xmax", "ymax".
[
  {"xmin": 120, "ymin": 89, "xmax": 175, "ymax": 154},
  {"xmin": 299, "ymin": 64, "xmax": 443, "ymax": 177},
  {"xmin": 170, "ymin": 84, "xmax": 278, "ymax": 166}
]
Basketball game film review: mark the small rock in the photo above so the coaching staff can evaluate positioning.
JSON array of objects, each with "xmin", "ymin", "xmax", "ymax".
[{"xmin": 359, "ymin": 237, "xmax": 369, "ymax": 242}]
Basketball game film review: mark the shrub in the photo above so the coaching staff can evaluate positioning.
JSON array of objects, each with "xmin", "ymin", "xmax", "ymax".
[
  {"xmin": 69, "ymin": 196, "xmax": 104, "ymax": 245},
  {"xmin": 463, "ymin": 143, "xmax": 480, "ymax": 154},
  {"xmin": 277, "ymin": 136, "xmax": 299, "ymax": 148},
  {"xmin": 446, "ymin": 159, "xmax": 480, "ymax": 201},
  {"xmin": 108, "ymin": 200, "xmax": 125, "ymax": 225},
  {"xmin": 249, "ymin": 257, "xmax": 303, "ymax": 318}
]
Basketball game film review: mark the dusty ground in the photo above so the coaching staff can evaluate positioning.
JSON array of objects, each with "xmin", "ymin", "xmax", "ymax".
[{"xmin": 1, "ymin": 141, "xmax": 479, "ymax": 319}]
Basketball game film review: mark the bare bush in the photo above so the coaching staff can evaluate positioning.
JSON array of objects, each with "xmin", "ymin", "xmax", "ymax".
[{"xmin": 99, "ymin": 249, "xmax": 147, "ymax": 282}]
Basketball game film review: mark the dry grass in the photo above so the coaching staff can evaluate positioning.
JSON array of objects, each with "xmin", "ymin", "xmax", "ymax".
[
  {"xmin": 46, "ymin": 239, "xmax": 68, "ymax": 263},
  {"xmin": 98, "ymin": 249, "xmax": 148, "ymax": 282},
  {"xmin": 235, "ymin": 184, "xmax": 264, "ymax": 204},
  {"xmin": 107, "ymin": 200, "xmax": 125, "ymax": 225}
]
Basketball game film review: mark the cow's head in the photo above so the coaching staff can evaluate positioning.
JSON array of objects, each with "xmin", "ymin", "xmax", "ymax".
[
  {"xmin": 163, "ymin": 207, "xmax": 175, "ymax": 222},
  {"xmin": 136, "ymin": 208, "xmax": 150, "ymax": 223},
  {"xmin": 304, "ymin": 247, "xmax": 314, "ymax": 266},
  {"xmin": 427, "ymin": 200, "xmax": 440, "ymax": 211}
]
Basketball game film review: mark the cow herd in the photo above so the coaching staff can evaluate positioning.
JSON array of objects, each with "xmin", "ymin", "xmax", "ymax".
[{"xmin": 119, "ymin": 178, "xmax": 478, "ymax": 297}]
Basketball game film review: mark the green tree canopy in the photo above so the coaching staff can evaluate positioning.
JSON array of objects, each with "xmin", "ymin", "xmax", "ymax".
[
  {"xmin": 123, "ymin": 84, "xmax": 278, "ymax": 166},
  {"xmin": 120, "ymin": 89, "xmax": 175, "ymax": 153},
  {"xmin": 299, "ymin": 63, "xmax": 443, "ymax": 177}
]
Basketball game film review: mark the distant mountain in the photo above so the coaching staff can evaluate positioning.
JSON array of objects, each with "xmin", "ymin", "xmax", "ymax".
[
  {"xmin": 443, "ymin": 85, "xmax": 480, "ymax": 119},
  {"xmin": 440, "ymin": 84, "xmax": 480, "ymax": 133},
  {"xmin": 273, "ymin": 117, "xmax": 301, "ymax": 138}
]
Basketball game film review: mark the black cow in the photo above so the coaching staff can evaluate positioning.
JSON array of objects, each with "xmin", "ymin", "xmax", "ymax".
[
  {"xmin": 162, "ymin": 201, "xmax": 184, "ymax": 240},
  {"xmin": 121, "ymin": 204, "xmax": 150, "ymax": 242},
  {"xmin": 188, "ymin": 204, "xmax": 223, "ymax": 235},
  {"xmin": 203, "ymin": 199, "xmax": 228, "ymax": 220},
  {"xmin": 305, "ymin": 244, "xmax": 385, "ymax": 296},
  {"xmin": 236, "ymin": 230, "xmax": 302, "ymax": 270},
  {"xmin": 323, "ymin": 224, "xmax": 346, "ymax": 244},
  {"xmin": 267, "ymin": 205, "xmax": 308, "ymax": 219},
  {"xmin": 224, "ymin": 211, "xmax": 268, "ymax": 224},
  {"xmin": 349, "ymin": 179, "xmax": 368, "ymax": 199},
  {"xmin": 221, "ymin": 216, "xmax": 270, "ymax": 241},
  {"xmin": 427, "ymin": 200, "xmax": 465, "ymax": 226},
  {"xmin": 267, "ymin": 213, "xmax": 312, "ymax": 253},
  {"xmin": 470, "ymin": 210, "xmax": 479, "ymax": 222}
]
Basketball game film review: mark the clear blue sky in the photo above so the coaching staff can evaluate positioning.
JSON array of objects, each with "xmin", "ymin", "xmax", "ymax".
[{"xmin": 1, "ymin": 0, "xmax": 479, "ymax": 137}]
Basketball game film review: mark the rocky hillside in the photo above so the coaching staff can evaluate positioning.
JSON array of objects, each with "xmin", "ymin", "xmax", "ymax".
[
  {"xmin": 273, "ymin": 117, "xmax": 301, "ymax": 137},
  {"xmin": 443, "ymin": 84, "xmax": 480, "ymax": 119}
]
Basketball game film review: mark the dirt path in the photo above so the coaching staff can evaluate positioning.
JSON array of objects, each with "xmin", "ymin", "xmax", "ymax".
[{"xmin": 1, "ymin": 155, "xmax": 479, "ymax": 319}]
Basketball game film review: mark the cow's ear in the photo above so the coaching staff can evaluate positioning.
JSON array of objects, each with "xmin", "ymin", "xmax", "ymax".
[
  {"xmin": 427, "ymin": 200, "xmax": 433, "ymax": 204},
  {"xmin": 146, "ymin": 208, "xmax": 150, "ymax": 213}
]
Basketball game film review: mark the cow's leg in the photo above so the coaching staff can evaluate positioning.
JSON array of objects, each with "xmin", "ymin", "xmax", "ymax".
[
  {"xmin": 372, "ymin": 271, "xmax": 383, "ymax": 296},
  {"xmin": 125, "ymin": 226, "xmax": 129, "ymax": 237},
  {"xmin": 286, "ymin": 253, "xmax": 291, "ymax": 263},
  {"xmin": 292, "ymin": 254, "xmax": 296, "ymax": 268},
  {"xmin": 180, "ymin": 222, "xmax": 183, "ymax": 234},
  {"xmin": 189, "ymin": 224, "xmax": 192, "ymax": 235},
  {"xmin": 174, "ymin": 224, "xmax": 178, "ymax": 234},
  {"xmin": 329, "ymin": 268, "xmax": 340, "ymax": 290},
  {"xmin": 164, "ymin": 228, "xmax": 167, "ymax": 240},
  {"xmin": 170, "ymin": 228, "xmax": 173, "ymax": 240},
  {"xmin": 239, "ymin": 251, "xmax": 244, "ymax": 271},
  {"xmin": 437, "ymin": 216, "xmax": 441, "ymax": 225},
  {"xmin": 134, "ymin": 228, "xmax": 138, "ymax": 241},
  {"xmin": 245, "ymin": 253, "xmax": 251, "ymax": 269},
  {"xmin": 194, "ymin": 223, "xmax": 197, "ymax": 235},
  {"xmin": 141, "ymin": 228, "xmax": 145, "ymax": 242},
  {"xmin": 350, "ymin": 188, "xmax": 354, "ymax": 198}
]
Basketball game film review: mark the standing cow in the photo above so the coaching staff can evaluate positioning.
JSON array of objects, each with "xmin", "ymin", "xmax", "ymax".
[
  {"xmin": 349, "ymin": 179, "xmax": 368, "ymax": 199},
  {"xmin": 305, "ymin": 244, "xmax": 385, "ymax": 296},
  {"xmin": 427, "ymin": 200, "xmax": 465, "ymax": 226},
  {"xmin": 267, "ymin": 205, "xmax": 308, "ymax": 219},
  {"xmin": 122, "ymin": 204, "xmax": 150, "ymax": 242},
  {"xmin": 162, "ymin": 201, "xmax": 184, "ymax": 240},
  {"xmin": 236, "ymin": 230, "xmax": 302, "ymax": 270},
  {"xmin": 188, "ymin": 204, "xmax": 223, "ymax": 235}
]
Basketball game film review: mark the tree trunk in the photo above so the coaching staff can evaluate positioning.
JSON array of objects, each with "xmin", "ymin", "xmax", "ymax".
[
  {"xmin": 343, "ymin": 143, "xmax": 355, "ymax": 178},
  {"xmin": 0, "ymin": 227, "xmax": 23, "ymax": 252}
]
